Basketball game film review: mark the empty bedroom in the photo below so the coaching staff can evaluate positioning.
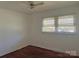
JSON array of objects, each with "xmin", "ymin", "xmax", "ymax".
[{"xmin": 0, "ymin": 0, "xmax": 79, "ymax": 58}]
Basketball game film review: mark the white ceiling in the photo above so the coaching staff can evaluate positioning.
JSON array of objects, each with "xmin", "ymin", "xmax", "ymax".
[{"xmin": 0, "ymin": 1, "xmax": 78, "ymax": 14}]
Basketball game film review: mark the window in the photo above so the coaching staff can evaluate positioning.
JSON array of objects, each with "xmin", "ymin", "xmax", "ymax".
[
  {"xmin": 42, "ymin": 15, "xmax": 75, "ymax": 33},
  {"xmin": 42, "ymin": 17, "xmax": 55, "ymax": 32}
]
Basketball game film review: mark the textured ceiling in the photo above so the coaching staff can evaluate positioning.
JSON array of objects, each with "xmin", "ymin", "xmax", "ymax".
[{"xmin": 0, "ymin": 1, "xmax": 78, "ymax": 14}]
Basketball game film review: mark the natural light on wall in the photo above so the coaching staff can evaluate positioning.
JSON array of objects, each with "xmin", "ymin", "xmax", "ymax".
[{"xmin": 42, "ymin": 15, "xmax": 75, "ymax": 33}]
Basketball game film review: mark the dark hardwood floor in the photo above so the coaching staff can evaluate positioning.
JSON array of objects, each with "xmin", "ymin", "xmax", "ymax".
[{"xmin": 1, "ymin": 45, "xmax": 79, "ymax": 58}]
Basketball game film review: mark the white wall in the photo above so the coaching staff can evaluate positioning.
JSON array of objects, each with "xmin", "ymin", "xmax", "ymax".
[
  {"xmin": 30, "ymin": 5, "xmax": 79, "ymax": 55},
  {"xmin": 0, "ymin": 8, "xmax": 31, "ymax": 56}
]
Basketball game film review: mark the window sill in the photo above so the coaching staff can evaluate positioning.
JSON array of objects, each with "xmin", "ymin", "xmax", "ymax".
[{"xmin": 42, "ymin": 31, "xmax": 76, "ymax": 35}]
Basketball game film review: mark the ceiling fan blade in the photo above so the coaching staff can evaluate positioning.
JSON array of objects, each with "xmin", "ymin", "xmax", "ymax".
[
  {"xmin": 33, "ymin": 2, "xmax": 44, "ymax": 6},
  {"xmin": 23, "ymin": 1, "xmax": 44, "ymax": 9}
]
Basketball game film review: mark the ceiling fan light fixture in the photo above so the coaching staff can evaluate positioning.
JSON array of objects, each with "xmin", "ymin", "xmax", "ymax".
[{"xmin": 28, "ymin": 1, "xmax": 44, "ymax": 9}]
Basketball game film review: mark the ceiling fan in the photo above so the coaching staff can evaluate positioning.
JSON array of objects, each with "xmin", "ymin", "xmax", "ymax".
[{"xmin": 27, "ymin": 1, "xmax": 44, "ymax": 9}]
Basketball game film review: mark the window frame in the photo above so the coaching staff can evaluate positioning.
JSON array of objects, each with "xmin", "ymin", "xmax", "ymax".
[{"xmin": 42, "ymin": 15, "xmax": 76, "ymax": 34}]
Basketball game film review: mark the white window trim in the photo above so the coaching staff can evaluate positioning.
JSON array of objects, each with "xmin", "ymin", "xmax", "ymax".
[{"xmin": 42, "ymin": 15, "xmax": 76, "ymax": 34}]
